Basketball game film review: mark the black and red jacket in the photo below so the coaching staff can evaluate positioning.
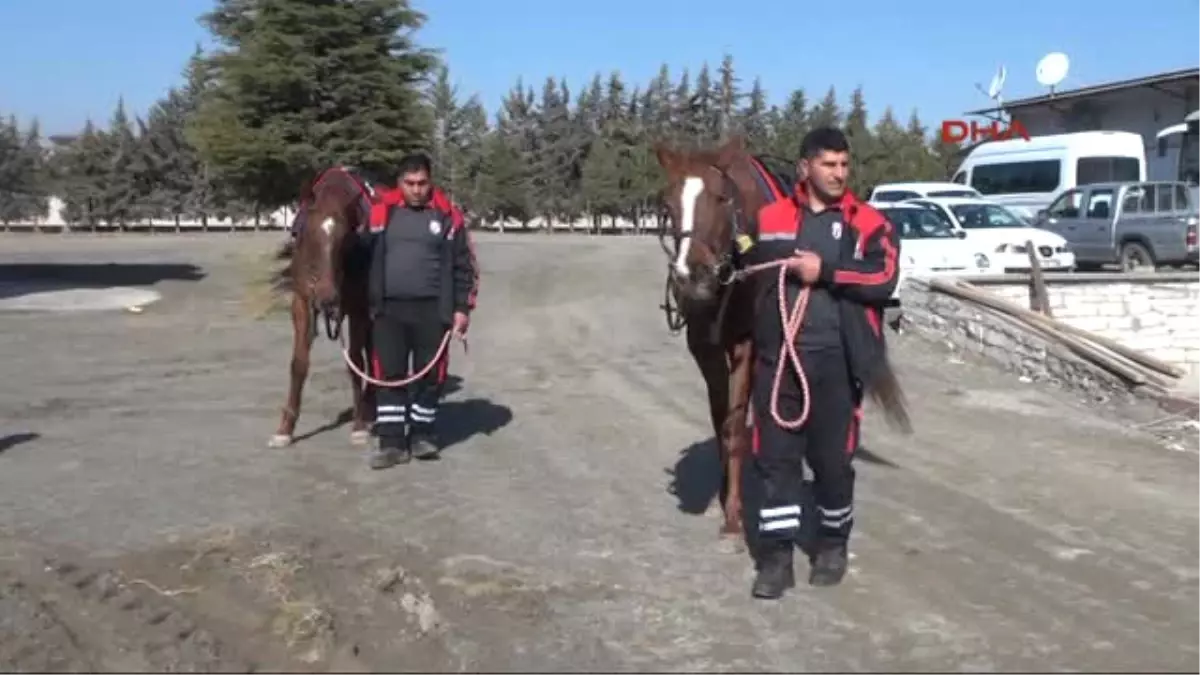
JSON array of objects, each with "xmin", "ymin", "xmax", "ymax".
[
  {"xmin": 745, "ymin": 184, "xmax": 900, "ymax": 388},
  {"xmin": 364, "ymin": 186, "xmax": 479, "ymax": 323}
]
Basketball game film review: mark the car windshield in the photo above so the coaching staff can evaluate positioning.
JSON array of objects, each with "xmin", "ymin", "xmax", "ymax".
[
  {"xmin": 948, "ymin": 203, "xmax": 1026, "ymax": 229},
  {"xmin": 927, "ymin": 190, "xmax": 980, "ymax": 198},
  {"xmin": 883, "ymin": 207, "xmax": 958, "ymax": 239}
]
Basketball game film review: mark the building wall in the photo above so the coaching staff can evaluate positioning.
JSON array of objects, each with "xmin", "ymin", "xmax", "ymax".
[{"xmin": 1008, "ymin": 82, "xmax": 1199, "ymax": 181}]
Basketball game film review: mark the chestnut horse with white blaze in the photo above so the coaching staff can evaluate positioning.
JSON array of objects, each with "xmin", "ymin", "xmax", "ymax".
[
  {"xmin": 654, "ymin": 135, "xmax": 793, "ymax": 544},
  {"xmin": 269, "ymin": 167, "xmax": 376, "ymax": 448}
]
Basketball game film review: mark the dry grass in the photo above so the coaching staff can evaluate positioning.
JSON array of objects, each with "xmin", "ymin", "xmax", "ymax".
[
  {"xmin": 239, "ymin": 243, "xmax": 294, "ymax": 319},
  {"xmin": 246, "ymin": 550, "xmax": 335, "ymax": 649}
]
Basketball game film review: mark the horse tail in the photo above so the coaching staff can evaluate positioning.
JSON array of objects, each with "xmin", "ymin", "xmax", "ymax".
[
  {"xmin": 866, "ymin": 353, "xmax": 913, "ymax": 434},
  {"xmin": 274, "ymin": 238, "xmax": 296, "ymax": 261}
]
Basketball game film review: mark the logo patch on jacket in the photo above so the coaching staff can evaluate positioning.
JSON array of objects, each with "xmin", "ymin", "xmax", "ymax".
[
  {"xmin": 830, "ymin": 220, "xmax": 843, "ymax": 240},
  {"xmin": 429, "ymin": 220, "xmax": 442, "ymax": 236}
]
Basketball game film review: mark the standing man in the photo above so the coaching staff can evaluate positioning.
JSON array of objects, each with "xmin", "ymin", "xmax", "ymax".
[
  {"xmin": 363, "ymin": 153, "xmax": 478, "ymax": 469},
  {"xmin": 743, "ymin": 127, "xmax": 899, "ymax": 598}
]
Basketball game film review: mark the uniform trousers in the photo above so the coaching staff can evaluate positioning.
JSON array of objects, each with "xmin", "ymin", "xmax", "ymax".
[
  {"xmin": 371, "ymin": 299, "xmax": 449, "ymax": 442},
  {"xmin": 752, "ymin": 345, "xmax": 859, "ymax": 548}
]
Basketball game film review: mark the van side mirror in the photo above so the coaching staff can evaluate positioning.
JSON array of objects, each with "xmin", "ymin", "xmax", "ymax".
[
  {"xmin": 955, "ymin": 230, "xmax": 967, "ymax": 239},
  {"xmin": 1036, "ymin": 209, "xmax": 1048, "ymax": 219}
]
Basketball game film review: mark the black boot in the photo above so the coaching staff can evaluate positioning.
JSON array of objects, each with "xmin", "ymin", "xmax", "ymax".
[
  {"xmin": 808, "ymin": 542, "xmax": 849, "ymax": 587},
  {"xmin": 751, "ymin": 544, "xmax": 796, "ymax": 600},
  {"xmin": 369, "ymin": 434, "xmax": 410, "ymax": 470},
  {"xmin": 409, "ymin": 431, "xmax": 441, "ymax": 460}
]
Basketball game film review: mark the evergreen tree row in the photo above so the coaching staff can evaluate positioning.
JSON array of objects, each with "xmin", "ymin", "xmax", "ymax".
[{"xmin": 0, "ymin": 0, "xmax": 963, "ymax": 231}]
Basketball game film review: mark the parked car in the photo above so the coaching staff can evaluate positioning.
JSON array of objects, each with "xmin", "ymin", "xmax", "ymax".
[
  {"xmin": 1033, "ymin": 181, "xmax": 1199, "ymax": 271},
  {"xmin": 874, "ymin": 202, "xmax": 990, "ymax": 281},
  {"xmin": 868, "ymin": 182, "xmax": 984, "ymax": 203},
  {"xmin": 905, "ymin": 197, "xmax": 1076, "ymax": 272}
]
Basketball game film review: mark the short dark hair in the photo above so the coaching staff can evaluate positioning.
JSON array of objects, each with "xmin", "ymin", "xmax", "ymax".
[
  {"xmin": 799, "ymin": 127, "xmax": 850, "ymax": 160},
  {"xmin": 397, "ymin": 152, "xmax": 432, "ymax": 176}
]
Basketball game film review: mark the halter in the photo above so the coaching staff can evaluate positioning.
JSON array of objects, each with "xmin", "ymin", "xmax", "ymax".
[{"xmin": 658, "ymin": 165, "xmax": 753, "ymax": 334}]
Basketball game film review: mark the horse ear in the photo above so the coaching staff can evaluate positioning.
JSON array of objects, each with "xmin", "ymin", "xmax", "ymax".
[
  {"xmin": 654, "ymin": 142, "xmax": 681, "ymax": 175},
  {"xmin": 715, "ymin": 135, "xmax": 746, "ymax": 167}
]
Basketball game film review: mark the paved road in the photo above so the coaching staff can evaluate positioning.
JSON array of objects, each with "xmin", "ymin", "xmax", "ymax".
[{"xmin": 0, "ymin": 233, "xmax": 1196, "ymax": 672}]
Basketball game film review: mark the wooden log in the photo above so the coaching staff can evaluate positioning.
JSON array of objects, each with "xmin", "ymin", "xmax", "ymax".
[
  {"xmin": 1025, "ymin": 239, "xmax": 1053, "ymax": 318},
  {"xmin": 930, "ymin": 278, "xmax": 1152, "ymax": 386},
  {"xmin": 946, "ymin": 277, "xmax": 1185, "ymax": 379}
]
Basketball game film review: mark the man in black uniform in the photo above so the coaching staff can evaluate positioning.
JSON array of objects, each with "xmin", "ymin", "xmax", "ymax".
[
  {"xmin": 745, "ymin": 127, "xmax": 900, "ymax": 598},
  {"xmin": 363, "ymin": 153, "xmax": 476, "ymax": 469}
]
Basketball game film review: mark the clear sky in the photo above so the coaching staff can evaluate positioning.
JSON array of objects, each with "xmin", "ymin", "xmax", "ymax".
[{"xmin": 1, "ymin": 0, "xmax": 1196, "ymax": 137}]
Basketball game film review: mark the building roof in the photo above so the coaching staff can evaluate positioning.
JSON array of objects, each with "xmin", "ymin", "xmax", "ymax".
[{"xmin": 965, "ymin": 66, "xmax": 1199, "ymax": 116}]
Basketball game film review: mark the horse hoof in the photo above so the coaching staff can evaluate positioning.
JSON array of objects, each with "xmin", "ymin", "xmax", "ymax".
[
  {"xmin": 267, "ymin": 434, "xmax": 293, "ymax": 448},
  {"xmin": 716, "ymin": 534, "xmax": 745, "ymax": 555},
  {"xmin": 349, "ymin": 430, "xmax": 371, "ymax": 445}
]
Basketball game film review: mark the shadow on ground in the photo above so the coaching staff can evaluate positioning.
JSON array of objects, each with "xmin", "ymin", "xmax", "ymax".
[
  {"xmin": 0, "ymin": 432, "xmax": 39, "ymax": 455},
  {"xmin": 667, "ymin": 435, "xmax": 901, "ymax": 558},
  {"xmin": 0, "ymin": 263, "xmax": 206, "ymax": 300},
  {"xmin": 667, "ymin": 436, "xmax": 901, "ymax": 516},
  {"xmin": 438, "ymin": 398, "xmax": 514, "ymax": 450},
  {"xmin": 289, "ymin": 376, "xmax": 513, "ymax": 451}
]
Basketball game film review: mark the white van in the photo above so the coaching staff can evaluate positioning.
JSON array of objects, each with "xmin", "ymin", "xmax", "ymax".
[{"xmin": 950, "ymin": 131, "xmax": 1146, "ymax": 219}]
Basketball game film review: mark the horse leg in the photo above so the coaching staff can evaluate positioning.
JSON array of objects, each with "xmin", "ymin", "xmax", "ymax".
[
  {"xmin": 720, "ymin": 337, "xmax": 754, "ymax": 540},
  {"xmin": 686, "ymin": 324, "xmax": 734, "ymax": 537},
  {"xmin": 346, "ymin": 309, "xmax": 372, "ymax": 446},
  {"xmin": 269, "ymin": 293, "xmax": 314, "ymax": 447}
]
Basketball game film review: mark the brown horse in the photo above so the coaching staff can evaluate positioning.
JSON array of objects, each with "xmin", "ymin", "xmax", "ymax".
[
  {"xmin": 654, "ymin": 135, "xmax": 792, "ymax": 544},
  {"xmin": 268, "ymin": 167, "xmax": 376, "ymax": 448}
]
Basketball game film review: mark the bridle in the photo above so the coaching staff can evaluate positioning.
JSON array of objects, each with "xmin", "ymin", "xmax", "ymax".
[{"xmin": 658, "ymin": 164, "xmax": 753, "ymax": 334}]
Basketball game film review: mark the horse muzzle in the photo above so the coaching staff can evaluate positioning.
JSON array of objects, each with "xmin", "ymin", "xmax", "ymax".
[{"xmin": 672, "ymin": 264, "xmax": 720, "ymax": 303}]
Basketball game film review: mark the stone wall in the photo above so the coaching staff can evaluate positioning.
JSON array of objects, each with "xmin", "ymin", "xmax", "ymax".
[
  {"xmin": 972, "ymin": 274, "xmax": 1200, "ymax": 375},
  {"xmin": 898, "ymin": 281, "xmax": 1124, "ymax": 398}
]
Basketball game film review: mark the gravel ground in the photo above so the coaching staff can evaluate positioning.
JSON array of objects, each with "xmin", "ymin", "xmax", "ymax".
[{"xmin": 0, "ymin": 231, "xmax": 1196, "ymax": 672}]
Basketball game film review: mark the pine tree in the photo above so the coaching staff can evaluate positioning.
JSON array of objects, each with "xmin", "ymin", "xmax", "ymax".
[
  {"xmin": 740, "ymin": 78, "xmax": 771, "ymax": 153},
  {"xmin": 774, "ymin": 88, "xmax": 809, "ymax": 159},
  {"xmin": 188, "ymin": 0, "xmax": 438, "ymax": 208},
  {"xmin": 714, "ymin": 54, "xmax": 741, "ymax": 138},
  {"xmin": 809, "ymin": 86, "xmax": 842, "ymax": 130},
  {"xmin": 98, "ymin": 99, "xmax": 142, "ymax": 228}
]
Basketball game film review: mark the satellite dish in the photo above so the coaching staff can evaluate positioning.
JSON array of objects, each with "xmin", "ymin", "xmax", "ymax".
[
  {"xmin": 1036, "ymin": 52, "xmax": 1070, "ymax": 93},
  {"xmin": 987, "ymin": 66, "xmax": 1007, "ymax": 99}
]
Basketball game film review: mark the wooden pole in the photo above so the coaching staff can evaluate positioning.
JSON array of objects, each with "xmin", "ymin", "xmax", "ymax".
[{"xmin": 1025, "ymin": 239, "xmax": 1053, "ymax": 318}]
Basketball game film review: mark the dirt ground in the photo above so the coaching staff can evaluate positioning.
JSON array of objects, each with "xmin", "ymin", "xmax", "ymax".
[{"xmin": 0, "ymin": 232, "xmax": 1196, "ymax": 673}]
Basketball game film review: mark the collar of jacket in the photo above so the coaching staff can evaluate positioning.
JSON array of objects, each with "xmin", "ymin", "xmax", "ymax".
[{"xmin": 791, "ymin": 182, "xmax": 862, "ymax": 224}]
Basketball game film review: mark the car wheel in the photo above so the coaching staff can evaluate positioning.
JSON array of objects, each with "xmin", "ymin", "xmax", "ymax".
[{"xmin": 1119, "ymin": 241, "xmax": 1156, "ymax": 273}]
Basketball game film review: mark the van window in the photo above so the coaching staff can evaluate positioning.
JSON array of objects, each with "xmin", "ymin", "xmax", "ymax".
[
  {"xmin": 871, "ymin": 190, "xmax": 921, "ymax": 203},
  {"xmin": 951, "ymin": 172, "xmax": 967, "ymax": 185},
  {"xmin": 1180, "ymin": 129, "xmax": 1199, "ymax": 184},
  {"xmin": 1076, "ymin": 157, "xmax": 1140, "ymax": 185},
  {"xmin": 970, "ymin": 160, "xmax": 1062, "ymax": 195}
]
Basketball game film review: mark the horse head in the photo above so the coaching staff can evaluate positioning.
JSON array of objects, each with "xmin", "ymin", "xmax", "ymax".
[
  {"xmin": 654, "ymin": 135, "xmax": 755, "ymax": 304},
  {"xmin": 293, "ymin": 168, "xmax": 370, "ymax": 321}
]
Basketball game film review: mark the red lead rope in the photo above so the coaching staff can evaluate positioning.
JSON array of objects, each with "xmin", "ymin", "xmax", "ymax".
[{"xmin": 734, "ymin": 259, "xmax": 813, "ymax": 431}]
